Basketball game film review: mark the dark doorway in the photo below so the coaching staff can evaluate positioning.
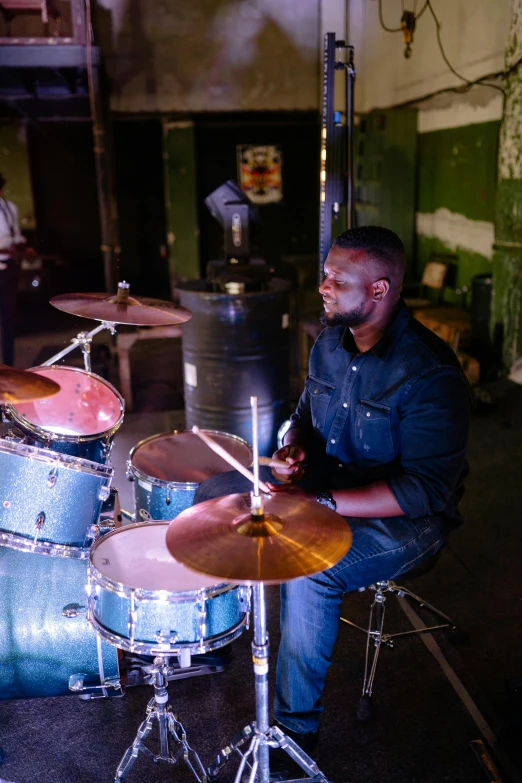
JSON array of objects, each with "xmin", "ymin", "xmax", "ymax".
[
  {"xmin": 113, "ymin": 118, "xmax": 170, "ymax": 300},
  {"xmin": 27, "ymin": 120, "xmax": 103, "ymax": 293}
]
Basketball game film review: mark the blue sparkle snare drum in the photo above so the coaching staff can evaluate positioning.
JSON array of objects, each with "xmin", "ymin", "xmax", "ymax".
[
  {"xmin": 7, "ymin": 365, "xmax": 124, "ymax": 465},
  {"xmin": 0, "ymin": 439, "xmax": 113, "ymax": 557},
  {"xmin": 0, "ymin": 545, "xmax": 120, "ymax": 699},
  {"xmin": 127, "ymin": 430, "xmax": 252, "ymax": 521},
  {"xmin": 87, "ymin": 522, "xmax": 250, "ymax": 657}
]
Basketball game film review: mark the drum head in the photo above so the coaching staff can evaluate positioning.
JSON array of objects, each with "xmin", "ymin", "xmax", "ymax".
[
  {"xmin": 131, "ymin": 430, "xmax": 252, "ymax": 484},
  {"xmin": 12, "ymin": 366, "xmax": 123, "ymax": 438},
  {"xmin": 91, "ymin": 523, "xmax": 225, "ymax": 592}
]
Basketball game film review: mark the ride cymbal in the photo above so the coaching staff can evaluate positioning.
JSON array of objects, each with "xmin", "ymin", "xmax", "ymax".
[
  {"xmin": 50, "ymin": 284, "xmax": 192, "ymax": 326},
  {"xmin": 0, "ymin": 365, "xmax": 60, "ymax": 403},
  {"xmin": 166, "ymin": 492, "xmax": 352, "ymax": 585}
]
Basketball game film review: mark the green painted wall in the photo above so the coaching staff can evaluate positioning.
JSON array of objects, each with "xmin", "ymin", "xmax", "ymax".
[
  {"xmin": 0, "ymin": 123, "xmax": 35, "ymax": 230},
  {"xmin": 417, "ymin": 121, "xmax": 499, "ymax": 221},
  {"xmin": 416, "ymin": 120, "xmax": 500, "ymax": 303},
  {"xmin": 163, "ymin": 122, "xmax": 200, "ymax": 284}
]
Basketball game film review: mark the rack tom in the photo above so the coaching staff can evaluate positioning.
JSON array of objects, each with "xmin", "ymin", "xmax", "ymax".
[
  {"xmin": 127, "ymin": 430, "xmax": 252, "ymax": 521},
  {"xmin": 8, "ymin": 365, "xmax": 124, "ymax": 465}
]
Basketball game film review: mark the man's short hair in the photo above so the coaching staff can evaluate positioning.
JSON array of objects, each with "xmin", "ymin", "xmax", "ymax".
[{"xmin": 332, "ymin": 226, "xmax": 406, "ymax": 284}]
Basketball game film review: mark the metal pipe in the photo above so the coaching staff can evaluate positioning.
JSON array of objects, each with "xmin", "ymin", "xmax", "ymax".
[{"xmin": 346, "ymin": 46, "xmax": 356, "ymax": 229}]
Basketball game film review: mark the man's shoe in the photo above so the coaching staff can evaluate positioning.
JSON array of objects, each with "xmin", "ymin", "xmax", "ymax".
[{"xmin": 269, "ymin": 725, "xmax": 320, "ymax": 781}]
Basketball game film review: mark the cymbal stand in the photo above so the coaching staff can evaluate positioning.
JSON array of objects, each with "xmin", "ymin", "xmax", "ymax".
[
  {"xmin": 40, "ymin": 321, "xmax": 117, "ymax": 373},
  {"xmin": 209, "ymin": 397, "xmax": 329, "ymax": 783},
  {"xmin": 113, "ymin": 655, "xmax": 207, "ymax": 783}
]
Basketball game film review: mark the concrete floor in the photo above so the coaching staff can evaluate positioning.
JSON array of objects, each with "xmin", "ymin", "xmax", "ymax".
[{"xmin": 0, "ymin": 308, "xmax": 521, "ymax": 783}]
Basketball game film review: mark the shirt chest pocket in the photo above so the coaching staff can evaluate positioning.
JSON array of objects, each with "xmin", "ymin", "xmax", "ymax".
[
  {"xmin": 306, "ymin": 375, "xmax": 335, "ymax": 432},
  {"xmin": 355, "ymin": 399, "xmax": 394, "ymax": 458}
]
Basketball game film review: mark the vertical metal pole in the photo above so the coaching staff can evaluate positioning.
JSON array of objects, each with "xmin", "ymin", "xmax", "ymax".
[
  {"xmin": 346, "ymin": 46, "xmax": 356, "ymax": 230},
  {"xmin": 253, "ymin": 583, "xmax": 270, "ymax": 783}
]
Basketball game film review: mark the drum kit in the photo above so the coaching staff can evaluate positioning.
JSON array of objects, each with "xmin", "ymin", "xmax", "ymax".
[{"xmin": 0, "ymin": 284, "xmax": 353, "ymax": 783}]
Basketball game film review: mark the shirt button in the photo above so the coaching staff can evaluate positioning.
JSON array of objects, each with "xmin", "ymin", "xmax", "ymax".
[
  {"xmin": 342, "ymin": 403, "xmax": 347, "ymax": 408},
  {"xmin": 331, "ymin": 438, "xmax": 336, "ymax": 444},
  {"xmin": 366, "ymin": 412, "xmax": 371, "ymax": 417},
  {"xmin": 351, "ymin": 366, "xmax": 357, "ymax": 371},
  {"xmin": 338, "ymin": 463, "xmax": 343, "ymax": 468}
]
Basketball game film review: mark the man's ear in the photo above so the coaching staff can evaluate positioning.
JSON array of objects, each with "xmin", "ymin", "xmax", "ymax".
[{"xmin": 372, "ymin": 278, "xmax": 390, "ymax": 301}]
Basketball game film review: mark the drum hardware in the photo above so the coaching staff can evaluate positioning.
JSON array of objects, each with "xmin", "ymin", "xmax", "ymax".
[
  {"xmin": 0, "ymin": 529, "xmax": 90, "ymax": 559},
  {"xmin": 112, "ymin": 655, "xmax": 207, "ymax": 783},
  {"xmin": 167, "ymin": 397, "xmax": 352, "ymax": 783},
  {"xmin": 63, "ymin": 602, "xmax": 87, "ymax": 618}
]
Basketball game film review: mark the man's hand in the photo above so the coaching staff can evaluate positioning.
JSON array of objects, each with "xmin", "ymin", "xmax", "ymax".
[
  {"xmin": 266, "ymin": 482, "xmax": 314, "ymax": 499},
  {"xmin": 270, "ymin": 443, "xmax": 306, "ymax": 484}
]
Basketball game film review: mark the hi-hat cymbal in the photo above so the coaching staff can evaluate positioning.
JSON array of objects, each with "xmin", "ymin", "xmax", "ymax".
[
  {"xmin": 50, "ymin": 289, "xmax": 192, "ymax": 326},
  {"xmin": 0, "ymin": 365, "xmax": 61, "ymax": 403},
  {"xmin": 166, "ymin": 493, "xmax": 352, "ymax": 585}
]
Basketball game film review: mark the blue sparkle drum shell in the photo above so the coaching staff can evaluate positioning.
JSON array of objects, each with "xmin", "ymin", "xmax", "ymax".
[
  {"xmin": 127, "ymin": 430, "xmax": 252, "ymax": 521},
  {"xmin": 0, "ymin": 545, "xmax": 119, "ymax": 699},
  {"xmin": 87, "ymin": 522, "xmax": 250, "ymax": 656},
  {"xmin": 7, "ymin": 365, "xmax": 124, "ymax": 464},
  {"xmin": 0, "ymin": 439, "xmax": 113, "ymax": 553}
]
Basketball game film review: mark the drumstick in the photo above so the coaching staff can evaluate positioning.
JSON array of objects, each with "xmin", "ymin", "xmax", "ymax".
[
  {"xmin": 192, "ymin": 426, "xmax": 272, "ymax": 494},
  {"xmin": 254, "ymin": 456, "xmax": 292, "ymax": 469}
]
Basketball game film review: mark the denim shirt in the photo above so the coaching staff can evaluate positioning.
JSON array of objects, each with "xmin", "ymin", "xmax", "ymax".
[{"xmin": 289, "ymin": 301, "xmax": 472, "ymax": 521}]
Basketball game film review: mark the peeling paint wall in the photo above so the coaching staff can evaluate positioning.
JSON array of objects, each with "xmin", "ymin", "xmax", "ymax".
[{"xmin": 94, "ymin": 0, "xmax": 321, "ymax": 113}]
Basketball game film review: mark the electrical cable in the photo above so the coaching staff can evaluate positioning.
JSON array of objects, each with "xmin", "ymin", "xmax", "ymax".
[{"xmin": 378, "ymin": 0, "xmax": 402, "ymax": 33}]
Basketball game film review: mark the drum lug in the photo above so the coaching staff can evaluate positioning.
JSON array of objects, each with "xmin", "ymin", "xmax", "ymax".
[
  {"xmin": 62, "ymin": 603, "xmax": 87, "ymax": 618},
  {"xmin": 154, "ymin": 629, "xmax": 179, "ymax": 646},
  {"xmin": 47, "ymin": 467, "xmax": 58, "ymax": 488},
  {"xmin": 98, "ymin": 485, "xmax": 111, "ymax": 502}
]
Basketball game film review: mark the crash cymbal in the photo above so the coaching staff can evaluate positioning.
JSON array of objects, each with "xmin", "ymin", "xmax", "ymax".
[
  {"xmin": 166, "ymin": 492, "xmax": 352, "ymax": 585},
  {"xmin": 0, "ymin": 365, "xmax": 61, "ymax": 403},
  {"xmin": 50, "ymin": 283, "xmax": 192, "ymax": 326}
]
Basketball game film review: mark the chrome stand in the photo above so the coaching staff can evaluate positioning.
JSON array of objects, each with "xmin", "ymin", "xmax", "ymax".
[
  {"xmin": 113, "ymin": 655, "xmax": 207, "ymax": 783},
  {"xmin": 41, "ymin": 320, "xmax": 116, "ymax": 373},
  {"xmin": 209, "ymin": 398, "xmax": 329, "ymax": 783},
  {"xmin": 341, "ymin": 579, "xmax": 460, "ymax": 722},
  {"xmin": 209, "ymin": 583, "xmax": 328, "ymax": 783}
]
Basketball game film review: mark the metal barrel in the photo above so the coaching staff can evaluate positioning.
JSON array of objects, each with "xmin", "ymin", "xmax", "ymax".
[{"xmin": 177, "ymin": 278, "xmax": 292, "ymax": 455}]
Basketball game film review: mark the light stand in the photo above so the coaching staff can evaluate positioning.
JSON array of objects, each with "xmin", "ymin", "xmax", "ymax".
[
  {"xmin": 113, "ymin": 655, "xmax": 207, "ymax": 783},
  {"xmin": 209, "ymin": 398, "xmax": 330, "ymax": 783}
]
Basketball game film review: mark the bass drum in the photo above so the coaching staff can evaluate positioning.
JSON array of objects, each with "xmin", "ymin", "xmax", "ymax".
[{"xmin": 0, "ymin": 546, "xmax": 120, "ymax": 699}]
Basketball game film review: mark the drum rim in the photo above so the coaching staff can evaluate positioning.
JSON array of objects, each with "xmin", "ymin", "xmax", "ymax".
[
  {"xmin": 0, "ymin": 438, "xmax": 114, "ymax": 478},
  {"xmin": 88, "ymin": 521, "xmax": 233, "ymax": 599},
  {"xmin": 128, "ymin": 429, "xmax": 252, "ymax": 488},
  {"xmin": 87, "ymin": 605, "xmax": 248, "ymax": 656},
  {"xmin": 0, "ymin": 530, "xmax": 91, "ymax": 559},
  {"xmin": 8, "ymin": 365, "xmax": 125, "ymax": 444}
]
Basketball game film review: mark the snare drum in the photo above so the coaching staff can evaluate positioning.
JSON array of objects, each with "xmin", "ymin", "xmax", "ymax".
[
  {"xmin": 127, "ymin": 430, "xmax": 252, "ymax": 520},
  {"xmin": 0, "ymin": 439, "xmax": 113, "ymax": 556},
  {"xmin": 0, "ymin": 545, "xmax": 119, "ymax": 699},
  {"xmin": 87, "ymin": 522, "xmax": 250, "ymax": 656},
  {"xmin": 8, "ymin": 365, "xmax": 124, "ymax": 464}
]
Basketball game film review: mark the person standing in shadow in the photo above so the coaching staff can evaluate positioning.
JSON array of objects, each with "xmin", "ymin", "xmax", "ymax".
[{"xmin": 0, "ymin": 173, "xmax": 26, "ymax": 366}]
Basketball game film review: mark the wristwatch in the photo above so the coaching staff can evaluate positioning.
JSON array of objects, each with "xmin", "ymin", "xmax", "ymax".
[{"xmin": 316, "ymin": 491, "xmax": 337, "ymax": 511}]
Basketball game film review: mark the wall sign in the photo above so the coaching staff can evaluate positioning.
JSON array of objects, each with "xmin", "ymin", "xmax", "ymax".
[{"xmin": 237, "ymin": 144, "xmax": 283, "ymax": 204}]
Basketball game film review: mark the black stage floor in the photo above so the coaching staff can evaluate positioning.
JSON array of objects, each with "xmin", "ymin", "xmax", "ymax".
[{"xmin": 0, "ymin": 316, "xmax": 521, "ymax": 783}]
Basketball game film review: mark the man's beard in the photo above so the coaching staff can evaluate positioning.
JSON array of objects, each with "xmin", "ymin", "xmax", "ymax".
[{"xmin": 320, "ymin": 298, "xmax": 368, "ymax": 328}]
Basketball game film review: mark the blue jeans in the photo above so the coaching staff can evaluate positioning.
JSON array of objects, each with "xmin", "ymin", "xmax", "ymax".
[{"xmin": 193, "ymin": 471, "xmax": 445, "ymax": 735}]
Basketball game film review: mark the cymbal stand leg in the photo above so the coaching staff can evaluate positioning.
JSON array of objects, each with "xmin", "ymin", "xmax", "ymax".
[
  {"xmin": 208, "ymin": 584, "xmax": 329, "ymax": 783},
  {"xmin": 113, "ymin": 656, "xmax": 207, "ymax": 783},
  {"xmin": 40, "ymin": 321, "xmax": 116, "ymax": 369}
]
